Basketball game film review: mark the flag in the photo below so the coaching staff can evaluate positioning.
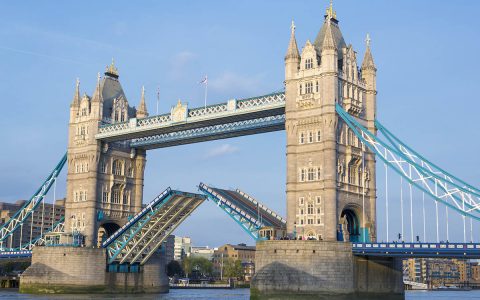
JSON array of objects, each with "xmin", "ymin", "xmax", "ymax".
[{"xmin": 199, "ymin": 75, "xmax": 208, "ymax": 85}]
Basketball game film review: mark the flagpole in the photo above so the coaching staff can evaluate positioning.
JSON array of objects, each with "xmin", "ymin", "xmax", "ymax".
[
  {"xmin": 156, "ymin": 87, "xmax": 160, "ymax": 115},
  {"xmin": 204, "ymin": 75, "xmax": 208, "ymax": 109}
]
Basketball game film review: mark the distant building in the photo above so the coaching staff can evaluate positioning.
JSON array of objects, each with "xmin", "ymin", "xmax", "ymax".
[
  {"xmin": 403, "ymin": 258, "xmax": 474, "ymax": 286},
  {"xmin": 164, "ymin": 235, "xmax": 175, "ymax": 264},
  {"xmin": 212, "ymin": 243, "xmax": 255, "ymax": 281},
  {"xmin": 190, "ymin": 246, "xmax": 215, "ymax": 260},
  {"xmin": 0, "ymin": 199, "xmax": 65, "ymax": 248},
  {"xmin": 163, "ymin": 235, "xmax": 192, "ymax": 262}
]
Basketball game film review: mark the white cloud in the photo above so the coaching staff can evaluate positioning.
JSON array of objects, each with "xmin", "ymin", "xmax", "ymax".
[
  {"xmin": 209, "ymin": 71, "xmax": 266, "ymax": 95},
  {"xmin": 204, "ymin": 144, "xmax": 239, "ymax": 159},
  {"xmin": 170, "ymin": 51, "xmax": 197, "ymax": 79}
]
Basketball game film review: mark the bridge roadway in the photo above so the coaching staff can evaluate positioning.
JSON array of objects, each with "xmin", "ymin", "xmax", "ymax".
[
  {"xmin": 352, "ymin": 242, "xmax": 480, "ymax": 258},
  {"xmin": 95, "ymin": 92, "xmax": 285, "ymax": 149}
]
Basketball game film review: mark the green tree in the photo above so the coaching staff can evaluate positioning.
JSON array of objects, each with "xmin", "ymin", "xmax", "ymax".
[
  {"xmin": 182, "ymin": 256, "xmax": 193, "ymax": 278},
  {"xmin": 224, "ymin": 259, "xmax": 243, "ymax": 280},
  {"xmin": 166, "ymin": 260, "xmax": 184, "ymax": 277}
]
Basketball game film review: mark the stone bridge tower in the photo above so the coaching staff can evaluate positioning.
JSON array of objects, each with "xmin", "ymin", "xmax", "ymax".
[
  {"xmin": 65, "ymin": 61, "xmax": 148, "ymax": 247},
  {"xmin": 285, "ymin": 3, "xmax": 377, "ymax": 242}
]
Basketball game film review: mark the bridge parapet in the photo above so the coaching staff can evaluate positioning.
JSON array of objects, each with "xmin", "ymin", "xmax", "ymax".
[{"xmin": 353, "ymin": 242, "xmax": 480, "ymax": 258}]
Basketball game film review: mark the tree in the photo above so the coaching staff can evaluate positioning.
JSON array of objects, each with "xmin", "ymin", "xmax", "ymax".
[
  {"xmin": 182, "ymin": 257, "xmax": 193, "ymax": 278},
  {"xmin": 224, "ymin": 259, "xmax": 243, "ymax": 280},
  {"xmin": 166, "ymin": 260, "xmax": 184, "ymax": 277},
  {"xmin": 182, "ymin": 256, "xmax": 214, "ymax": 278}
]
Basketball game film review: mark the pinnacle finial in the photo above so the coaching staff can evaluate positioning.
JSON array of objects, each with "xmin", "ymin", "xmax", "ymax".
[
  {"xmin": 76, "ymin": 77, "xmax": 80, "ymax": 88},
  {"xmin": 97, "ymin": 72, "xmax": 101, "ymax": 84},
  {"xmin": 366, "ymin": 33, "xmax": 371, "ymax": 48},
  {"xmin": 141, "ymin": 85, "xmax": 145, "ymax": 98},
  {"xmin": 291, "ymin": 20, "xmax": 296, "ymax": 35},
  {"xmin": 105, "ymin": 57, "xmax": 119, "ymax": 77},
  {"xmin": 326, "ymin": 0, "xmax": 337, "ymax": 19}
]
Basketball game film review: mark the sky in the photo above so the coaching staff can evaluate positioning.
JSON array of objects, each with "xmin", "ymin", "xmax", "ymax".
[{"xmin": 1, "ymin": 0, "xmax": 480, "ymax": 247}]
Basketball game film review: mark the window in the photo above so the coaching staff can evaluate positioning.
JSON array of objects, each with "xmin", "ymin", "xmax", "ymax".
[
  {"xmin": 305, "ymin": 58, "xmax": 313, "ymax": 69},
  {"xmin": 316, "ymin": 81, "xmax": 319, "ymax": 93},
  {"xmin": 128, "ymin": 167, "xmax": 134, "ymax": 177},
  {"xmin": 308, "ymin": 132, "xmax": 313, "ymax": 143},
  {"xmin": 316, "ymin": 196, "xmax": 321, "ymax": 205},
  {"xmin": 299, "ymin": 197, "xmax": 304, "ymax": 205},
  {"xmin": 317, "ymin": 131, "xmax": 321, "ymax": 142},
  {"xmin": 100, "ymin": 161, "xmax": 107, "ymax": 173},
  {"xmin": 308, "ymin": 168, "xmax": 315, "ymax": 181},
  {"xmin": 102, "ymin": 191, "xmax": 109, "ymax": 203},
  {"xmin": 300, "ymin": 219, "xmax": 304, "ymax": 225},
  {"xmin": 317, "ymin": 208, "xmax": 321, "ymax": 214},
  {"xmin": 299, "ymin": 84, "xmax": 303, "ymax": 95},
  {"xmin": 307, "ymin": 219, "xmax": 313, "ymax": 225},
  {"xmin": 307, "ymin": 204, "xmax": 314, "ymax": 215},
  {"xmin": 300, "ymin": 169, "xmax": 306, "ymax": 182},
  {"xmin": 305, "ymin": 82, "xmax": 313, "ymax": 94},
  {"xmin": 317, "ymin": 167, "xmax": 322, "ymax": 180},
  {"xmin": 112, "ymin": 189, "xmax": 120, "ymax": 204},
  {"xmin": 113, "ymin": 160, "xmax": 123, "ymax": 176},
  {"xmin": 123, "ymin": 191, "xmax": 129, "ymax": 205},
  {"xmin": 317, "ymin": 219, "xmax": 321, "ymax": 224},
  {"xmin": 299, "ymin": 132, "xmax": 305, "ymax": 144}
]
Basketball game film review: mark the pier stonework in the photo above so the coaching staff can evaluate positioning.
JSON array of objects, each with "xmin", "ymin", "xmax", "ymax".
[
  {"xmin": 20, "ymin": 246, "xmax": 168, "ymax": 293},
  {"xmin": 252, "ymin": 3, "xmax": 403, "ymax": 298}
]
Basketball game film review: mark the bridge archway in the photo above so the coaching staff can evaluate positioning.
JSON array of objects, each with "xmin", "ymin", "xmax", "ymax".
[
  {"xmin": 340, "ymin": 208, "xmax": 360, "ymax": 242},
  {"xmin": 97, "ymin": 222, "xmax": 121, "ymax": 247}
]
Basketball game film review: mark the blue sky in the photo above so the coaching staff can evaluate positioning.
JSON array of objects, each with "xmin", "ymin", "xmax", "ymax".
[{"xmin": 1, "ymin": 1, "xmax": 480, "ymax": 247}]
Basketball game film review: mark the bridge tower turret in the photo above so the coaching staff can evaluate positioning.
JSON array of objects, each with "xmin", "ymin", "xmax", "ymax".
[
  {"xmin": 64, "ymin": 61, "xmax": 147, "ymax": 247},
  {"xmin": 285, "ymin": 2, "xmax": 377, "ymax": 242}
]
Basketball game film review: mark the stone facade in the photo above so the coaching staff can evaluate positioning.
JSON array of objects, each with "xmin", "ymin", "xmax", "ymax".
[
  {"xmin": 285, "ymin": 2, "xmax": 377, "ymax": 242},
  {"xmin": 66, "ymin": 62, "xmax": 148, "ymax": 247}
]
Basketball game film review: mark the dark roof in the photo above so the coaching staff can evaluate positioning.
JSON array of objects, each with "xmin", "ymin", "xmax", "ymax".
[{"xmin": 313, "ymin": 17, "xmax": 346, "ymax": 57}]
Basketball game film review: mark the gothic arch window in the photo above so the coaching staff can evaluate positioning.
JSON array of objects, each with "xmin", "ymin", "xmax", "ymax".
[
  {"xmin": 308, "ymin": 168, "xmax": 315, "ymax": 181},
  {"xmin": 112, "ymin": 160, "xmax": 123, "ymax": 176},
  {"xmin": 299, "ymin": 132, "xmax": 305, "ymax": 144},
  {"xmin": 308, "ymin": 131, "xmax": 313, "ymax": 143},
  {"xmin": 305, "ymin": 82, "xmax": 313, "ymax": 94}
]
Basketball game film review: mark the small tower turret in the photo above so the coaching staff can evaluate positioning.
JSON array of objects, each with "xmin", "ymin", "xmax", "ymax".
[
  {"xmin": 361, "ymin": 34, "xmax": 377, "ymax": 132},
  {"xmin": 90, "ymin": 73, "xmax": 104, "ymax": 120},
  {"xmin": 70, "ymin": 78, "xmax": 81, "ymax": 120},
  {"xmin": 320, "ymin": 18, "xmax": 338, "ymax": 73},
  {"xmin": 285, "ymin": 20, "xmax": 300, "ymax": 80},
  {"xmin": 136, "ymin": 86, "xmax": 148, "ymax": 118}
]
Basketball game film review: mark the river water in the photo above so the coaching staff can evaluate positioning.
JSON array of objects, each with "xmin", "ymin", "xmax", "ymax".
[{"xmin": 0, "ymin": 289, "xmax": 479, "ymax": 299}]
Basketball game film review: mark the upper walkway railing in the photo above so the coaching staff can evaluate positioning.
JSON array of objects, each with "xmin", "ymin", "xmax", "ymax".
[{"xmin": 352, "ymin": 242, "xmax": 480, "ymax": 258}]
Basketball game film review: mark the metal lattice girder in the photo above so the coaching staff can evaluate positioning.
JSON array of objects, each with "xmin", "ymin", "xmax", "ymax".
[
  {"xmin": 104, "ymin": 189, "xmax": 206, "ymax": 265},
  {"xmin": 336, "ymin": 103, "xmax": 480, "ymax": 221},
  {"xmin": 95, "ymin": 92, "xmax": 285, "ymax": 143},
  {"xmin": 235, "ymin": 189, "xmax": 286, "ymax": 228},
  {"xmin": 199, "ymin": 183, "xmax": 264, "ymax": 241},
  {"xmin": 0, "ymin": 153, "xmax": 66, "ymax": 244},
  {"xmin": 131, "ymin": 114, "xmax": 285, "ymax": 150}
]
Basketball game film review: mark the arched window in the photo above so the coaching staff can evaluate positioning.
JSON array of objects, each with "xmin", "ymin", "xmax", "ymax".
[
  {"xmin": 308, "ymin": 168, "xmax": 315, "ymax": 181},
  {"xmin": 112, "ymin": 160, "xmax": 123, "ymax": 176},
  {"xmin": 308, "ymin": 132, "xmax": 313, "ymax": 143},
  {"xmin": 300, "ymin": 169, "xmax": 306, "ymax": 182}
]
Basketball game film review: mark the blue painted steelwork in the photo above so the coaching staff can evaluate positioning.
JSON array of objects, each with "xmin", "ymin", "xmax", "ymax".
[
  {"xmin": 199, "ymin": 183, "xmax": 286, "ymax": 241},
  {"xmin": 352, "ymin": 243, "xmax": 480, "ymax": 258},
  {"xmin": 131, "ymin": 114, "xmax": 285, "ymax": 149},
  {"xmin": 0, "ymin": 154, "xmax": 67, "ymax": 246},
  {"xmin": 336, "ymin": 104, "xmax": 480, "ymax": 221},
  {"xmin": 104, "ymin": 188, "xmax": 206, "ymax": 265}
]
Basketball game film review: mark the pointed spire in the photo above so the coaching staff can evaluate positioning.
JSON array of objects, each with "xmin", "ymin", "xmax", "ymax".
[
  {"xmin": 322, "ymin": 19, "xmax": 337, "ymax": 51},
  {"xmin": 91, "ymin": 72, "xmax": 103, "ymax": 103},
  {"xmin": 71, "ymin": 78, "xmax": 81, "ymax": 107},
  {"xmin": 362, "ymin": 34, "xmax": 376, "ymax": 71},
  {"xmin": 136, "ymin": 85, "xmax": 148, "ymax": 118},
  {"xmin": 285, "ymin": 20, "xmax": 300, "ymax": 60},
  {"xmin": 105, "ymin": 58, "xmax": 119, "ymax": 78},
  {"xmin": 326, "ymin": 0, "xmax": 337, "ymax": 20}
]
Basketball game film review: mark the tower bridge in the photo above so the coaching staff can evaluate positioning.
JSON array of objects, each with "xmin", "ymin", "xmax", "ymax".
[{"xmin": 1, "ymin": 1, "xmax": 479, "ymax": 299}]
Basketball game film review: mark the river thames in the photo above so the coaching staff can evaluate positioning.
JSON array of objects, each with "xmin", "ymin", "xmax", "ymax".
[{"xmin": 1, "ymin": 289, "xmax": 480, "ymax": 299}]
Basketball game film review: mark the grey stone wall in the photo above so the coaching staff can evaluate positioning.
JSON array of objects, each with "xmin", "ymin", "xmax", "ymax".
[{"xmin": 251, "ymin": 240, "xmax": 404, "ymax": 299}]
